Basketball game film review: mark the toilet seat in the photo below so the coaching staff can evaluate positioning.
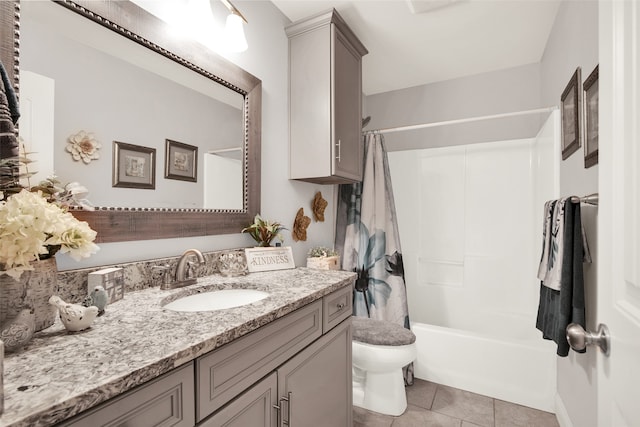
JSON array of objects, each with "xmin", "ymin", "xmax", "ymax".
[
  {"xmin": 351, "ymin": 316, "xmax": 417, "ymax": 416},
  {"xmin": 352, "ymin": 316, "xmax": 416, "ymax": 346}
]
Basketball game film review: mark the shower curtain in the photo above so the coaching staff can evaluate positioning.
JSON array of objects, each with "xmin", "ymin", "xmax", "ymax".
[{"xmin": 335, "ymin": 132, "xmax": 413, "ymax": 385}]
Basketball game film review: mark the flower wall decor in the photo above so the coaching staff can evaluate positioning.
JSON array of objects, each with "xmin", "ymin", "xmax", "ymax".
[
  {"xmin": 66, "ymin": 130, "xmax": 101, "ymax": 164},
  {"xmin": 312, "ymin": 191, "xmax": 328, "ymax": 222},
  {"xmin": 292, "ymin": 207, "xmax": 311, "ymax": 242}
]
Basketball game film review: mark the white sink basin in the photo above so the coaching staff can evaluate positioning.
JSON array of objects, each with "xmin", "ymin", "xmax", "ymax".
[{"xmin": 163, "ymin": 289, "xmax": 269, "ymax": 312}]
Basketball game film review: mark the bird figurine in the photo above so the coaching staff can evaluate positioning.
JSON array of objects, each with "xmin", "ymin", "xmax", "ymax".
[
  {"xmin": 49, "ymin": 295, "xmax": 99, "ymax": 332},
  {"xmin": 90, "ymin": 285, "xmax": 109, "ymax": 316},
  {"xmin": 0, "ymin": 308, "xmax": 36, "ymax": 352}
]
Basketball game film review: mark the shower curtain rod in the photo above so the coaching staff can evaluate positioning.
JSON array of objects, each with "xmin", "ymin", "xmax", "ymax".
[{"xmin": 364, "ymin": 106, "xmax": 558, "ymax": 135}]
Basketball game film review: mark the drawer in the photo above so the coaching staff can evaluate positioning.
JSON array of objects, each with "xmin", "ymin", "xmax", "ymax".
[
  {"xmin": 322, "ymin": 284, "xmax": 352, "ymax": 333},
  {"xmin": 196, "ymin": 300, "xmax": 322, "ymax": 422},
  {"xmin": 60, "ymin": 362, "xmax": 195, "ymax": 427}
]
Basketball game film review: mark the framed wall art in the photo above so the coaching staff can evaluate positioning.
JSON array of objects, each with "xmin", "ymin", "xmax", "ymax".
[
  {"xmin": 165, "ymin": 139, "xmax": 198, "ymax": 182},
  {"xmin": 560, "ymin": 67, "xmax": 582, "ymax": 160},
  {"xmin": 583, "ymin": 65, "xmax": 599, "ymax": 168},
  {"xmin": 112, "ymin": 141, "xmax": 156, "ymax": 189}
]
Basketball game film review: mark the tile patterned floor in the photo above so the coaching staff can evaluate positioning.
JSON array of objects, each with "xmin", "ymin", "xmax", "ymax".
[{"xmin": 354, "ymin": 379, "xmax": 560, "ymax": 427}]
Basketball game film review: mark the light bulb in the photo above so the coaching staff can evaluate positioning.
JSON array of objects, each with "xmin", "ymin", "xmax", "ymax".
[{"xmin": 224, "ymin": 13, "xmax": 248, "ymax": 52}]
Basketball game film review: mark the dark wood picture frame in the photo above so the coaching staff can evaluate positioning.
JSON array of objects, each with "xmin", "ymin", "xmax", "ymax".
[
  {"xmin": 561, "ymin": 67, "xmax": 582, "ymax": 160},
  {"xmin": 112, "ymin": 141, "xmax": 156, "ymax": 189},
  {"xmin": 583, "ymin": 65, "xmax": 599, "ymax": 168},
  {"xmin": 165, "ymin": 139, "xmax": 198, "ymax": 182}
]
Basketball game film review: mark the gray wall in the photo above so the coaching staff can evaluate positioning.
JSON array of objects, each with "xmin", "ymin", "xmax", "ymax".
[
  {"xmin": 540, "ymin": 1, "xmax": 599, "ymax": 426},
  {"xmin": 53, "ymin": 0, "xmax": 337, "ymax": 270},
  {"xmin": 364, "ymin": 63, "xmax": 543, "ymax": 151}
]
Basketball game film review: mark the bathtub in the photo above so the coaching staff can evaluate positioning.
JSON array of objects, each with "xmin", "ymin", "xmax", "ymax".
[{"xmin": 411, "ymin": 315, "xmax": 557, "ymax": 412}]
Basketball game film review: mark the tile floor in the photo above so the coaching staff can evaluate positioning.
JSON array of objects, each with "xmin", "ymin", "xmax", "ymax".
[{"xmin": 353, "ymin": 379, "xmax": 560, "ymax": 427}]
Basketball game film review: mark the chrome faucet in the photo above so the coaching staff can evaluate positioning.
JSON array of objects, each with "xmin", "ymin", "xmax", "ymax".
[{"xmin": 175, "ymin": 249, "xmax": 205, "ymax": 285}]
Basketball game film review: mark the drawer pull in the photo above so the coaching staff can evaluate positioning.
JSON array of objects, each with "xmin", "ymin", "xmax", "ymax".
[{"xmin": 336, "ymin": 302, "xmax": 345, "ymax": 310}]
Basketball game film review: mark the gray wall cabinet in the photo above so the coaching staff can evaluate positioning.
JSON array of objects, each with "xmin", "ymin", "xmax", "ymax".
[
  {"xmin": 287, "ymin": 9, "xmax": 368, "ymax": 184},
  {"xmin": 59, "ymin": 286, "xmax": 353, "ymax": 427}
]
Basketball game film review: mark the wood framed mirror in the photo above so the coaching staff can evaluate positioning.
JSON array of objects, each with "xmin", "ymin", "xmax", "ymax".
[{"xmin": 0, "ymin": 0, "xmax": 261, "ymax": 243}]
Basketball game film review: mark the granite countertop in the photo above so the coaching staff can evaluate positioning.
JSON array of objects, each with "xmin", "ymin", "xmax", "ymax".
[{"xmin": 0, "ymin": 267, "xmax": 356, "ymax": 427}]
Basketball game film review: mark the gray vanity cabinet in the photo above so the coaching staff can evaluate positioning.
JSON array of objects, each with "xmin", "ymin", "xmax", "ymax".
[
  {"xmin": 287, "ymin": 9, "xmax": 368, "ymax": 184},
  {"xmin": 58, "ymin": 285, "xmax": 352, "ymax": 427},
  {"xmin": 59, "ymin": 362, "xmax": 195, "ymax": 427},
  {"xmin": 200, "ymin": 319, "xmax": 351, "ymax": 427},
  {"xmin": 276, "ymin": 319, "xmax": 352, "ymax": 426}
]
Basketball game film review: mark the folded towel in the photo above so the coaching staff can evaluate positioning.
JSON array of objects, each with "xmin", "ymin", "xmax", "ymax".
[
  {"xmin": 537, "ymin": 197, "xmax": 568, "ymax": 290},
  {"xmin": 536, "ymin": 198, "xmax": 587, "ymax": 357},
  {"xmin": 537, "ymin": 197, "xmax": 591, "ymax": 290}
]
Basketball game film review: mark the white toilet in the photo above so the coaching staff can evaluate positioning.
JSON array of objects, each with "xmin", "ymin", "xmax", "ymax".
[{"xmin": 351, "ymin": 316, "xmax": 417, "ymax": 416}]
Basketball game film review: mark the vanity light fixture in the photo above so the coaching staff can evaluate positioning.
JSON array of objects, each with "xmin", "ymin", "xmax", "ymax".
[{"xmin": 221, "ymin": 0, "xmax": 248, "ymax": 52}]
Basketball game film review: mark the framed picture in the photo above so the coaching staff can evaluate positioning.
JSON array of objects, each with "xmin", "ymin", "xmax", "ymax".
[
  {"xmin": 112, "ymin": 141, "xmax": 156, "ymax": 189},
  {"xmin": 583, "ymin": 65, "xmax": 599, "ymax": 168},
  {"xmin": 165, "ymin": 139, "xmax": 198, "ymax": 182},
  {"xmin": 560, "ymin": 67, "xmax": 582, "ymax": 160}
]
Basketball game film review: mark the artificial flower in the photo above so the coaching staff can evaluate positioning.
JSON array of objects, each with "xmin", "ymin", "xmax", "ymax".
[{"xmin": 0, "ymin": 189, "xmax": 99, "ymax": 279}]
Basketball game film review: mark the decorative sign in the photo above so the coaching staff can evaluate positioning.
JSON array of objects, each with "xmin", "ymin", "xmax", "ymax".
[{"xmin": 244, "ymin": 247, "xmax": 296, "ymax": 272}]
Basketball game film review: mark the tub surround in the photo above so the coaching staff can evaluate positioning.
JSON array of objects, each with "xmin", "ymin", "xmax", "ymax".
[{"xmin": 0, "ymin": 268, "xmax": 356, "ymax": 427}]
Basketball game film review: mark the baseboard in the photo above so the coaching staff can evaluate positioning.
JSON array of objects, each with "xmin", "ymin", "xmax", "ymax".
[{"xmin": 555, "ymin": 393, "xmax": 573, "ymax": 427}]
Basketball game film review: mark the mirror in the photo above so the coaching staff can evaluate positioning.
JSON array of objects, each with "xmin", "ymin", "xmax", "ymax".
[{"xmin": 0, "ymin": 0, "xmax": 261, "ymax": 243}]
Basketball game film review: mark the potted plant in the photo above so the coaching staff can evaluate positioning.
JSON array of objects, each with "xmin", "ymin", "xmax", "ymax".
[
  {"xmin": 306, "ymin": 246, "xmax": 340, "ymax": 270},
  {"xmin": 241, "ymin": 214, "xmax": 286, "ymax": 247}
]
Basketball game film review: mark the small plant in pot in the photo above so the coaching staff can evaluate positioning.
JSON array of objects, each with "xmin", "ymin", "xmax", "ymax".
[
  {"xmin": 306, "ymin": 246, "xmax": 340, "ymax": 270},
  {"xmin": 241, "ymin": 214, "xmax": 286, "ymax": 247}
]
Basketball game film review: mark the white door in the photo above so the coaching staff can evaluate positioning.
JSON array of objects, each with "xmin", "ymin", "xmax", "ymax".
[{"xmin": 597, "ymin": 1, "xmax": 640, "ymax": 425}]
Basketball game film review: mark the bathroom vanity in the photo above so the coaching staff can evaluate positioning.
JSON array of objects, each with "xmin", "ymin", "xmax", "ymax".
[{"xmin": 0, "ymin": 268, "xmax": 355, "ymax": 427}]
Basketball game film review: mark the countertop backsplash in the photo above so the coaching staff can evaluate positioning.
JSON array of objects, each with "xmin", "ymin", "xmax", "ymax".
[{"xmin": 55, "ymin": 249, "xmax": 233, "ymax": 304}]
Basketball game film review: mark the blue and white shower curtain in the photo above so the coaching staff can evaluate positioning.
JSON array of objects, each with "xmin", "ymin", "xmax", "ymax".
[{"xmin": 335, "ymin": 132, "xmax": 413, "ymax": 385}]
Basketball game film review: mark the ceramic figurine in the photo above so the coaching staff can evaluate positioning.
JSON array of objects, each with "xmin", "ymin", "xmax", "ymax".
[
  {"xmin": 0, "ymin": 308, "xmax": 35, "ymax": 352},
  {"xmin": 90, "ymin": 285, "xmax": 109, "ymax": 316},
  {"xmin": 81, "ymin": 295, "xmax": 93, "ymax": 308},
  {"xmin": 49, "ymin": 295, "xmax": 99, "ymax": 332}
]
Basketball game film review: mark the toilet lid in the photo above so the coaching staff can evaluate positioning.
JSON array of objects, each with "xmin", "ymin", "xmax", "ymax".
[{"xmin": 351, "ymin": 316, "xmax": 416, "ymax": 346}]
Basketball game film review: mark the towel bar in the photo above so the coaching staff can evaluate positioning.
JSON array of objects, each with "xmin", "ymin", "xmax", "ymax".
[{"xmin": 570, "ymin": 193, "xmax": 599, "ymax": 206}]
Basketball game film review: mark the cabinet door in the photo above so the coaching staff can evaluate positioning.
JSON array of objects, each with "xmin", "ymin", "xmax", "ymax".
[
  {"xmin": 332, "ymin": 26, "xmax": 363, "ymax": 182},
  {"xmin": 200, "ymin": 373, "xmax": 277, "ymax": 427},
  {"xmin": 277, "ymin": 319, "xmax": 352, "ymax": 427},
  {"xmin": 60, "ymin": 363, "xmax": 195, "ymax": 427}
]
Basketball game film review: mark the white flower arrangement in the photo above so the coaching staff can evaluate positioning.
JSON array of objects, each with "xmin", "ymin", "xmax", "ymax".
[{"xmin": 0, "ymin": 189, "xmax": 99, "ymax": 279}]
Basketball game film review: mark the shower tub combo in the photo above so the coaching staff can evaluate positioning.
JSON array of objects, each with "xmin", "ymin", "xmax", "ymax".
[{"xmin": 388, "ymin": 111, "xmax": 559, "ymax": 412}]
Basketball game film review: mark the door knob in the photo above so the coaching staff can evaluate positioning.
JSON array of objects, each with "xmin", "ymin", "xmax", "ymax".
[{"xmin": 566, "ymin": 323, "xmax": 610, "ymax": 356}]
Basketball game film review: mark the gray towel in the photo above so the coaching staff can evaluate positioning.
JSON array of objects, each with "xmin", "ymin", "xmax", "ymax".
[
  {"xmin": 0, "ymin": 60, "xmax": 19, "ymax": 162},
  {"xmin": 535, "ymin": 199, "xmax": 586, "ymax": 357}
]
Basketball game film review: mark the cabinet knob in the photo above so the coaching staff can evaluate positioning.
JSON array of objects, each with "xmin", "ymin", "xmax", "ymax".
[{"xmin": 336, "ymin": 302, "xmax": 345, "ymax": 310}]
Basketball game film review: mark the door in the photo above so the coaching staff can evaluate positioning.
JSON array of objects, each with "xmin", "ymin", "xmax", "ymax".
[
  {"xmin": 597, "ymin": 1, "xmax": 640, "ymax": 425},
  {"xmin": 200, "ymin": 373, "xmax": 277, "ymax": 427},
  {"xmin": 333, "ymin": 25, "xmax": 363, "ymax": 181},
  {"xmin": 277, "ymin": 320, "xmax": 352, "ymax": 427}
]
